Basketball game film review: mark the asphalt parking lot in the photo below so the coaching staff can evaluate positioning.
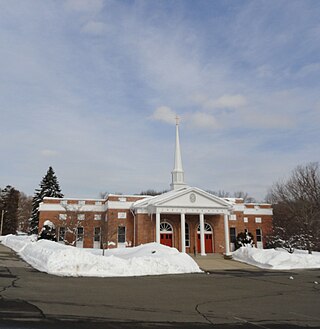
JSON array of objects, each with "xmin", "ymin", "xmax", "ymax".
[{"xmin": 1, "ymin": 243, "xmax": 320, "ymax": 329}]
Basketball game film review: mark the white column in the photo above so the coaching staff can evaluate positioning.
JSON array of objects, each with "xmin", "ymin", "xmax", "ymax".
[
  {"xmin": 156, "ymin": 212, "xmax": 160, "ymax": 244},
  {"xmin": 224, "ymin": 213, "xmax": 231, "ymax": 256},
  {"xmin": 180, "ymin": 213, "xmax": 186, "ymax": 253},
  {"xmin": 199, "ymin": 213, "xmax": 206, "ymax": 256}
]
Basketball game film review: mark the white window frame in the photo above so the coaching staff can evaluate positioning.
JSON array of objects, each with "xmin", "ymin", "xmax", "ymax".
[
  {"xmin": 78, "ymin": 200, "xmax": 85, "ymax": 206},
  {"xmin": 77, "ymin": 214, "xmax": 85, "ymax": 221},
  {"xmin": 244, "ymin": 217, "xmax": 248, "ymax": 223},
  {"xmin": 255, "ymin": 217, "xmax": 262, "ymax": 223},
  {"xmin": 94, "ymin": 214, "xmax": 102, "ymax": 221},
  {"xmin": 59, "ymin": 213, "xmax": 67, "ymax": 221}
]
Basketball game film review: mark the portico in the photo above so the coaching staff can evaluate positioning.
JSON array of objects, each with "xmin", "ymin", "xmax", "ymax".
[{"xmin": 133, "ymin": 186, "xmax": 233, "ymax": 256}]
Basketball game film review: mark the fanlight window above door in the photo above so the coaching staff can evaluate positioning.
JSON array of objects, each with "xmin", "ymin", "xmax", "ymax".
[
  {"xmin": 197, "ymin": 223, "xmax": 212, "ymax": 233},
  {"xmin": 160, "ymin": 222, "xmax": 173, "ymax": 233}
]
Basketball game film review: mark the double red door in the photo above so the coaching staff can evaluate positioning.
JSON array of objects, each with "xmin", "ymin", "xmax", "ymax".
[
  {"xmin": 160, "ymin": 233, "xmax": 173, "ymax": 247},
  {"xmin": 197, "ymin": 234, "xmax": 213, "ymax": 253}
]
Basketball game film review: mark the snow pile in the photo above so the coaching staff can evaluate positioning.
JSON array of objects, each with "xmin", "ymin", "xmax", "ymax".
[
  {"xmin": 233, "ymin": 246, "xmax": 320, "ymax": 270},
  {"xmin": 0, "ymin": 235, "xmax": 201, "ymax": 277}
]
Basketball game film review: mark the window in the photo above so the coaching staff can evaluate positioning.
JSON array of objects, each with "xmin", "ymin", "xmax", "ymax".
[
  {"xmin": 118, "ymin": 197, "xmax": 127, "ymax": 202},
  {"xmin": 77, "ymin": 227, "xmax": 84, "ymax": 241},
  {"xmin": 95, "ymin": 201, "xmax": 102, "ymax": 206},
  {"xmin": 60, "ymin": 200, "xmax": 67, "ymax": 206},
  {"xmin": 160, "ymin": 222, "xmax": 173, "ymax": 232},
  {"xmin": 185, "ymin": 222, "xmax": 190, "ymax": 247},
  {"xmin": 197, "ymin": 223, "xmax": 212, "ymax": 233},
  {"xmin": 229, "ymin": 214, "xmax": 237, "ymax": 221},
  {"xmin": 118, "ymin": 226, "xmax": 126, "ymax": 243},
  {"xmin": 59, "ymin": 214, "xmax": 67, "ymax": 221},
  {"xmin": 243, "ymin": 217, "xmax": 248, "ymax": 223},
  {"xmin": 256, "ymin": 228, "xmax": 262, "ymax": 242},
  {"xmin": 94, "ymin": 214, "xmax": 101, "ymax": 221},
  {"xmin": 118, "ymin": 212, "xmax": 127, "ymax": 219},
  {"xmin": 77, "ymin": 214, "xmax": 85, "ymax": 221},
  {"xmin": 94, "ymin": 227, "xmax": 101, "ymax": 242},
  {"xmin": 230, "ymin": 227, "xmax": 236, "ymax": 243},
  {"xmin": 58, "ymin": 227, "xmax": 65, "ymax": 242},
  {"xmin": 78, "ymin": 200, "xmax": 85, "ymax": 206},
  {"xmin": 255, "ymin": 217, "xmax": 262, "ymax": 223}
]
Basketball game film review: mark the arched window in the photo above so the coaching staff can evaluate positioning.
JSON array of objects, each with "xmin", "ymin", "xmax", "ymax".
[
  {"xmin": 160, "ymin": 222, "xmax": 173, "ymax": 233},
  {"xmin": 197, "ymin": 223, "xmax": 212, "ymax": 233}
]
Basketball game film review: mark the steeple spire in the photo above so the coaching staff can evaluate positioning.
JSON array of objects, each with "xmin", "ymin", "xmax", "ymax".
[{"xmin": 171, "ymin": 116, "xmax": 186, "ymax": 190}]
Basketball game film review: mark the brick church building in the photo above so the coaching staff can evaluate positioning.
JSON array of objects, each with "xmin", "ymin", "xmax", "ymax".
[{"xmin": 39, "ymin": 121, "xmax": 273, "ymax": 256}]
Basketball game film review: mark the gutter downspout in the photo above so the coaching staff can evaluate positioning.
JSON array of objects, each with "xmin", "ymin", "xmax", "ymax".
[{"xmin": 130, "ymin": 208, "xmax": 136, "ymax": 247}]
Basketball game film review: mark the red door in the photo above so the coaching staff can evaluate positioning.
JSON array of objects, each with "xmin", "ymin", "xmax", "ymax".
[
  {"xmin": 160, "ymin": 233, "xmax": 173, "ymax": 247},
  {"xmin": 197, "ymin": 234, "xmax": 213, "ymax": 253}
]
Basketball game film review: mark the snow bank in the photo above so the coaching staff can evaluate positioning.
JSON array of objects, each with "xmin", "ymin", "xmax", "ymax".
[
  {"xmin": 233, "ymin": 246, "xmax": 320, "ymax": 270},
  {"xmin": 0, "ymin": 235, "xmax": 201, "ymax": 277}
]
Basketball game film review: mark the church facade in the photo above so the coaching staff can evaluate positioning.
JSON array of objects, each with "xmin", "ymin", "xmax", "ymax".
[{"xmin": 39, "ymin": 123, "xmax": 273, "ymax": 256}]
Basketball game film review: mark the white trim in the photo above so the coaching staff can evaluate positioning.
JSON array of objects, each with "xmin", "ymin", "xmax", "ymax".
[
  {"xmin": 244, "ymin": 208, "xmax": 272, "ymax": 215},
  {"xmin": 39, "ymin": 203, "xmax": 105, "ymax": 212},
  {"xmin": 107, "ymin": 201, "xmax": 134, "ymax": 210}
]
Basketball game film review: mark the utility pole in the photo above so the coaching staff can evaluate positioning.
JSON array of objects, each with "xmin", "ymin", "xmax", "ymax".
[{"xmin": 0, "ymin": 209, "xmax": 5, "ymax": 236}]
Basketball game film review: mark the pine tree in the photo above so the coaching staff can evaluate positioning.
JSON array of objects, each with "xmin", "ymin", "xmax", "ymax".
[
  {"xmin": 0, "ymin": 186, "xmax": 20, "ymax": 235},
  {"xmin": 30, "ymin": 167, "xmax": 63, "ymax": 234}
]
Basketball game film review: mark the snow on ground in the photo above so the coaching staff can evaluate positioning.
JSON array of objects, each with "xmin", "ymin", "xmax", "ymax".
[
  {"xmin": 233, "ymin": 246, "xmax": 320, "ymax": 270},
  {"xmin": 0, "ymin": 235, "xmax": 202, "ymax": 277}
]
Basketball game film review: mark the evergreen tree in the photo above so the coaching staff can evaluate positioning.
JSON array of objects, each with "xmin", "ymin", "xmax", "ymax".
[
  {"xmin": 30, "ymin": 167, "xmax": 63, "ymax": 234},
  {"xmin": 0, "ymin": 186, "xmax": 20, "ymax": 235}
]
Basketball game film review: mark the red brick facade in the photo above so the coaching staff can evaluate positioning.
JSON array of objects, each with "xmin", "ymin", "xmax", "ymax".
[{"xmin": 39, "ymin": 194, "xmax": 273, "ymax": 253}]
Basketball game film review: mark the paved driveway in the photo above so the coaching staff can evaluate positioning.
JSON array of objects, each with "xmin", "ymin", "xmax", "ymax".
[{"xmin": 1, "ymin": 243, "xmax": 320, "ymax": 329}]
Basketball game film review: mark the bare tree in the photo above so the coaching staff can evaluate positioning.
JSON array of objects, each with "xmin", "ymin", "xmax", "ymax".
[
  {"xmin": 268, "ymin": 162, "xmax": 320, "ymax": 253},
  {"xmin": 57, "ymin": 204, "xmax": 94, "ymax": 247},
  {"xmin": 233, "ymin": 191, "xmax": 256, "ymax": 203},
  {"xmin": 17, "ymin": 192, "xmax": 32, "ymax": 233}
]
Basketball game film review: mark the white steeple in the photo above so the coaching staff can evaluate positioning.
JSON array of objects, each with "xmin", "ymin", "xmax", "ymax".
[{"xmin": 171, "ymin": 116, "xmax": 186, "ymax": 190}]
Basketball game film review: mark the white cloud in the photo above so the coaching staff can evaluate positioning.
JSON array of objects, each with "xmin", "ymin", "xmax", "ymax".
[
  {"xmin": 81, "ymin": 21, "xmax": 107, "ymax": 35},
  {"xmin": 192, "ymin": 93, "xmax": 247, "ymax": 110},
  {"xmin": 64, "ymin": 0, "xmax": 104, "ymax": 13},
  {"xmin": 151, "ymin": 106, "xmax": 176, "ymax": 125},
  {"xmin": 188, "ymin": 112, "xmax": 218, "ymax": 129}
]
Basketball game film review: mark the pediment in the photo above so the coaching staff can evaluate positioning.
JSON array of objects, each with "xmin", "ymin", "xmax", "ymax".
[{"xmin": 154, "ymin": 187, "xmax": 230, "ymax": 209}]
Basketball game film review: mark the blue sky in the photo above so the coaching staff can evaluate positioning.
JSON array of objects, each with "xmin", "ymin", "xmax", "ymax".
[{"xmin": 1, "ymin": 0, "xmax": 319, "ymax": 201}]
